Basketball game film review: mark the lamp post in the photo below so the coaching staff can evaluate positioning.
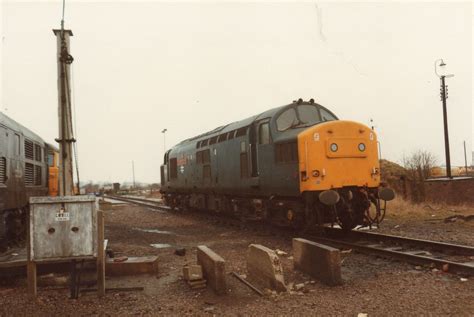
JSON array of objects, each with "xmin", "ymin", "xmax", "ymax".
[
  {"xmin": 434, "ymin": 59, "xmax": 454, "ymax": 179},
  {"xmin": 161, "ymin": 129, "xmax": 167, "ymax": 153}
]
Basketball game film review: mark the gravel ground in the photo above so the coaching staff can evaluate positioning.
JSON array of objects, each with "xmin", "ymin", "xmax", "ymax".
[{"xmin": 1, "ymin": 200, "xmax": 473, "ymax": 316}]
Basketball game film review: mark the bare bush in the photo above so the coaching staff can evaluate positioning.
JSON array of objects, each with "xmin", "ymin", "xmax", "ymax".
[
  {"xmin": 402, "ymin": 150, "xmax": 437, "ymax": 181},
  {"xmin": 402, "ymin": 150, "xmax": 437, "ymax": 202}
]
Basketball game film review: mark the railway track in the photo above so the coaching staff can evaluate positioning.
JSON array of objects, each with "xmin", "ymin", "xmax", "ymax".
[
  {"xmin": 104, "ymin": 195, "xmax": 474, "ymax": 276},
  {"xmin": 310, "ymin": 228, "xmax": 474, "ymax": 276},
  {"xmin": 104, "ymin": 195, "xmax": 169, "ymax": 211}
]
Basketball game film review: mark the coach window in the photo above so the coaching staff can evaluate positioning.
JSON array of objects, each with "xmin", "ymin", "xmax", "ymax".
[
  {"xmin": 276, "ymin": 108, "xmax": 297, "ymax": 131},
  {"xmin": 227, "ymin": 130, "xmax": 235, "ymax": 140},
  {"xmin": 259, "ymin": 122, "xmax": 270, "ymax": 145},
  {"xmin": 209, "ymin": 136, "xmax": 217, "ymax": 145},
  {"xmin": 202, "ymin": 139, "xmax": 209, "ymax": 147}
]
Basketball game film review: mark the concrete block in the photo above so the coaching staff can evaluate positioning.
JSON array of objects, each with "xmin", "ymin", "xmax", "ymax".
[
  {"xmin": 196, "ymin": 245, "xmax": 226, "ymax": 294},
  {"xmin": 183, "ymin": 265, "xmax": 203, "ymax": 281},
  {"xmin": 247, "ymin": 244, "xmax": 286, "ymax": 292},
  {"xmin": 106, "ymin": 256, "xmax": 158, "ymax": 276},
  {"xmin": 292, "ymin": 238, "xmax": 342, "ymax": 286}
]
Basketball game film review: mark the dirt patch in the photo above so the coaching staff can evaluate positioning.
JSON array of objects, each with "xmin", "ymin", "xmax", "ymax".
[{"xmin": 1, "ymin": 202, "xmax": 473, "ymax": 315}]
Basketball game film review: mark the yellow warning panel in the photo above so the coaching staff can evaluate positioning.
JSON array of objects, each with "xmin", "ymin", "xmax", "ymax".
[{"xmin": 297, "ymin": 120, "xmax": 380, "ymax": 192}]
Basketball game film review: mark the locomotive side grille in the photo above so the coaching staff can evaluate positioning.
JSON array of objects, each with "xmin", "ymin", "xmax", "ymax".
[
  {"xmin": 0, "ymin": 157, "xmax": 6, "ymax": 184},
  {"xmin": 25, "ymin": 140, "xmax": 34, "ymax": 160},
  {"xmin": 169, "ymin": 158, "xmax": 178, "ymax": 179},
  {"xmin": 35, "ymin": 144, "xmax": 42, "ymax": 162},
  {"xmin": 203, "ymin": 165, "xmax": 211, "ymax": 179},
  {"xmin": 196, "ymin": 149, "xmax": 210, "ymax": 164},
  {"xmin": 25, "ymin": 163, "xmax": 34, "ymax": 186},
  {"xmin": 275, "ymin": 142, "xmax": 298, "ymax": 163},
  {"xmin": 34, "ymin": 165, "xmax": 42, "ymax": 186}
]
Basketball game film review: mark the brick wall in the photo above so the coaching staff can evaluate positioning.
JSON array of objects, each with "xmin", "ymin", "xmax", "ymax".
[{"xmin": 424, "ymin": 177, "xmax": 474, "ymax": 205}]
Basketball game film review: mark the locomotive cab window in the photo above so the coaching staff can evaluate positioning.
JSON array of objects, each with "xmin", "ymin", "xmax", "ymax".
[
  {"xmin": 276, "ymin": 108, "xmax": 297, "ymax": 131},
  {"xmin": 320, "ymin": 108, "xmax": 337, "ymax": 122},
  {"xmin": 298, "ymin": 105, "xmax": 321, "ymax": 125}
]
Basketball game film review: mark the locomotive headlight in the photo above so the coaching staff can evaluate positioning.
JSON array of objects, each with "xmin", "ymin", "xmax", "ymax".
[
  {"xmin": 358, "ymin": 143, "xmax": 366, "ymax": 152},
  {"xmin": 330, "ymin": 143, "xmax": 338, "ymax": 152}
]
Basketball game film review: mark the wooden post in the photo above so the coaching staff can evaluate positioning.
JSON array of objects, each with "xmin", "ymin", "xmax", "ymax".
[
  {"xmin": 97, "ymin": 210, "xmax": 105, "ymax": 297},
  {"xmin": 26, "ymin": 210, "xmax": 37, "ymax": 297},
  {"xmin": 27, "ymin": 261, "xmax": 37, "ymax": 297}
]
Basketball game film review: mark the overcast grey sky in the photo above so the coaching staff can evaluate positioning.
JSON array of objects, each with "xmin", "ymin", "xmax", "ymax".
[{"xmin": 1, "ymin": 1, "xmax": 473, "ymax": 184}]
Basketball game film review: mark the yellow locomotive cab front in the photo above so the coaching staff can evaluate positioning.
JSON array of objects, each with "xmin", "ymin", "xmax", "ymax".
[{"xmin": 297, "ymin": 120, "xmax": 380, "ymax": 192}]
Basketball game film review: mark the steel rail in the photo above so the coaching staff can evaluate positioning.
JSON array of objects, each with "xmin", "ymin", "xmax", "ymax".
[
  {"xmin": 310, "ymin": 235, "xmax": 474, "ymax": 276},
  {"xmin": 324, "ymin": 227, "xmax": 474, "ymax": 256},
  {"xmin": 104, "ymin": 195, "xmax": 169, "ymax": 212}
]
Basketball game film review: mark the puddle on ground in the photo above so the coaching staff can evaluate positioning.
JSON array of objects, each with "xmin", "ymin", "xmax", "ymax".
[
  {"xmin": 135, "ymin": 228, "xmax": 174, "ymax": 235},
  {"xmin": 150, "ymin": 243, "xmax": 172, "ymax": 249}
]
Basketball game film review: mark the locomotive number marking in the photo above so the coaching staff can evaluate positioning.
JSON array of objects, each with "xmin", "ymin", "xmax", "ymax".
[
  {"xmin": 55, "ymin": 212, "xmax": 70, "ymax": 221},
  {"xmin": 313, "ymin": 133, "xmax": 320, "ymax": 141}
]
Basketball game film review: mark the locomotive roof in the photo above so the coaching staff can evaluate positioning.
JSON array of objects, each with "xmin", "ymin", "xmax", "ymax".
[
  {"xmin": 0, "ymin": 111, "xmax": 47, "ymax": 145},
  {"xmin": 177, "ymin": 104, "xmax": 287, "ymax": 146}
]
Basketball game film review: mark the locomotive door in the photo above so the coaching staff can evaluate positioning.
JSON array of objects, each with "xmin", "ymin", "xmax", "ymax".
[
  {"xmin": 250, "ymin": 119, "xmax": 271, "ymax": 180},
  {"xmin": 249, "ymin": 124, "xmax": 258, "ymax": 178}
]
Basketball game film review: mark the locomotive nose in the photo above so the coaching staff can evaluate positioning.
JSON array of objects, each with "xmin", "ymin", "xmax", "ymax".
[{"xmin": 297, "ymin": 120, "xmax": 381, "ymax": 192}]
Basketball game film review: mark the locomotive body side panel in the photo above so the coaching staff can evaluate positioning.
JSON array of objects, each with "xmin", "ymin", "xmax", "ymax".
[{"xmin": 1, "ymin": 112, "xmax": 50, "ymax": 246}]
